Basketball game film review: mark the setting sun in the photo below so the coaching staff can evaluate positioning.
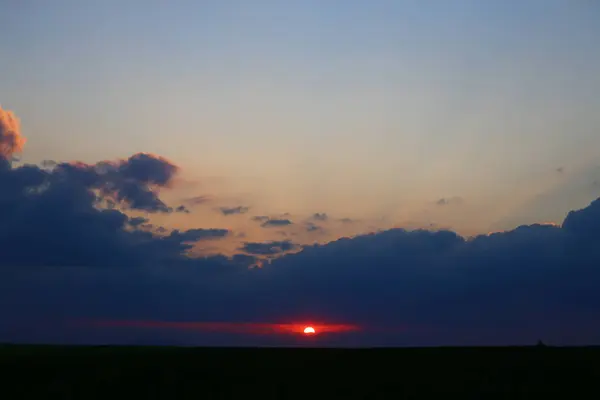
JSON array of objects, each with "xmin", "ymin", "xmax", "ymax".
[{"xmin": 303, "ymin": 326, "xmax": 316, "ymax": 335}]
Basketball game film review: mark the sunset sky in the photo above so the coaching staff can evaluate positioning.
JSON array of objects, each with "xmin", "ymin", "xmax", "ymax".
[{"xmin": 1, "ymin": 1, "xmax": 600, "ymax": 346}]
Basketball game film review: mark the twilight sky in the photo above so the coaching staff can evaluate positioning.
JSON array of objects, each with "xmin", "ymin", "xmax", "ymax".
[{"xmin": 1, "ymin": 1, "xmax": 600, "ymax": 346}]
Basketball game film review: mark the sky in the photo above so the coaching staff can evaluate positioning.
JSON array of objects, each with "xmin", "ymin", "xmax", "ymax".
[{"xmin": 1, "ymin": 0, "xmax": 600, "ymax": 346}]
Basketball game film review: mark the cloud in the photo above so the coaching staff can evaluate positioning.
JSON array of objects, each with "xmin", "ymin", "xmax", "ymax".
[
  {"xmin": 490, "ymin": 165, "xmax": 600, "ymax": 232},
  {"xmin": 5, "ymin": 107, "xmax": 600, "ymax": 346},
  {"xmin": 128, "ymin": 217, "xmax": 149, "ymax": 227},
  {"xmin": 0, "ymin": 156, "xmax": 230, "ymax": 267},
  {"xmin": 219, "ymin": 206, "xmax": 249, "ymax": 216},
  {"xmin": 305, "ymin": 222, "xmax": 325, "ymax": 233},
  {"xmin": 243, "ymin": 212, "xmax": 599, "ymax": 344},
  {"xmin": 183, "ymin": 195, "xmax": 213, "ymax": 206},
  {"xmin": 117, "ymin": 152, "xmax": 178, "ymax": 187},
  {"xmin": 312, "ymin": 213, "xmax": 328, "ymax": 221},
  {"xmin": 562, "ymin": 198, "xmax": 600, "ymax": 239},
  {"xmin": 260, "ymin": 219, "xmax": 293, "ymax": 228},
  {"xmin": 175, "ymin": 205, "xmax": 190, "ymax": 213},
  {"xmin": 4, "ymin": 196, "xmax": 600, "ymax": 345},
  {"xmin": 436, "ymin": 196, "xmax": 464, "ymax": 206},
  {"xmin": 48, "ymin": 153, "xmax": 180, "ymax": 213},
  {"xmin": 251, "ymin": 215, "xmax": 269, "ymax": 222},
  {"xmin": 304, "ymin": 213, "xmax": 328, "ymax": 233},
  {"xmin": 0, "ymin": 105, "xmax": 26, "ymax": 164},
  {"xmin": 0, "ymin": 109, "xmax": 235, "ymax": 269},
  {"xmin": 240, "ymin": 240, "xmax": 298, "ymax": 255},
  {"xmin": 166, "ymin": 228, "xmax": 229, "ymax": 242}
]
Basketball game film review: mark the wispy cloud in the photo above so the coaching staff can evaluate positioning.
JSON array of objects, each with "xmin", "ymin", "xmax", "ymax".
[
  {"xmin": 305, "ymin": 222, "xmax": 325, "ymax": 233},
  {"xmin": 261, "ymin": 219, "xmax": 293, "ymax": 228},
  {"xmin": 183, "ymin": 195, "xmax": 214, "ymax": 205},
  {"xmin": 219, "ymin": 206, "xmax": 249, "ymax": 216},
  {"xmin": 311, "ymin": 213, "xmax": 328, "ymax": 221},
  {"xmin": 436, "ymin": 196, "xmax": 464, "ymax": 206}
]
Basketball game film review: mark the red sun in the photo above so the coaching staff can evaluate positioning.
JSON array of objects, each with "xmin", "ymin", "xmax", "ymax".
[{"xmin": 303, "ymin": 326, "xmax": 316, "ymax": 335}]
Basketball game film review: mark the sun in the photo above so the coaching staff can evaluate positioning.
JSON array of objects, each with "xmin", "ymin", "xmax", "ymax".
[{"xmin": 303, "ymin": 326, "xmax": 316, "ymax": 335}]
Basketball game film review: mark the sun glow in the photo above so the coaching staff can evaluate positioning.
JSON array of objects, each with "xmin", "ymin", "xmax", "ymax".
[{"xmin": 303, "ymin": 326, "xmax": 316, "ymax": 334}]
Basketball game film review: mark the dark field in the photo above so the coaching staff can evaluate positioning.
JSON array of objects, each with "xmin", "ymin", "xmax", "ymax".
[{"xmin": 1, "ymin": 345, "xmax": 600, "ymax": 399}]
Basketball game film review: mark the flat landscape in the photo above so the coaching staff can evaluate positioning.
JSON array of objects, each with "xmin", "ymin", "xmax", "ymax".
[{"xmin": 1, "ymin": 345, "xmax": 599, "ymax": 398}]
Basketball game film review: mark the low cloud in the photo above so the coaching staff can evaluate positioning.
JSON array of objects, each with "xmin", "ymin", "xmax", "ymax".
[
  {"xmin": 312, "ymin": 213, "xmax": 328, "ymax": 221},
  {"xmin": 436, "ymin": 196, "xmax": 464, "ymax": 206},
  {"xmin": 49, "ymin": 152, "xmax": 180, "ymax": 213},
  {"xmin": 183, "ymin": 195, "xmax": 213, "ymax": 206},
  {"xmin": 261, "ymin": 219, "xmax": 293, "ymax": 228},
  {"xmin": 175, "ymin": 205, "xmax": 190, "ymax": 213},
  {"xmin": 0, "ymin": 108, "xmax": 233, "ymax": 268},
  {"xmin": 4, "ymin": 106, "xmax": 600, "ymax": 346},
  {"xmin": 251, "ymin": 215, "xmax": 294, "ymax": 227},
  {"xmin": 219, "ymin": 206, "xmax": 249, "ymax": 216},
  {"xmin": 5, "ymin": 194, "xmax": 600, "ymax": 345},
  {"xmin": 305, "ymin": 222, "xmax": 325, "ymax": 233}
]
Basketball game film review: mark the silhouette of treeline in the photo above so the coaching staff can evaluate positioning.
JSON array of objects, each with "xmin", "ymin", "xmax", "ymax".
[{"xmin": 1, "ymin": 345, "xmax": 599, "ymax": 398}]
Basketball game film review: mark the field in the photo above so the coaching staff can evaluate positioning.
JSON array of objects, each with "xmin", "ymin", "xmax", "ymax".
[{"xmin": 1, "ymin": 345, "xmax": 599, "ymax": 398}]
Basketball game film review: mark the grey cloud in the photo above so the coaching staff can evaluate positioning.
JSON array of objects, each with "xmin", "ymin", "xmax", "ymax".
[
  {"xmin": 436, "ymin": 196, "xmax": 464, "ymax": 206},
  {"xmin": 219, "ymin": 206, "xmax": 249, "ymax": 216},
  {"xmin": 312, "ymin": 213, "xmax": 328, "ymax": 221},
  {"xmin": 261, "ymin": 219, "xmax": 293, "ymax": 228}
]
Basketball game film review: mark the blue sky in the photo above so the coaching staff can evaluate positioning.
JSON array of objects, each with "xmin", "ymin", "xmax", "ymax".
[{"xmin": 2, "ymin": 0, "xmax": 600, "ymax": 239}]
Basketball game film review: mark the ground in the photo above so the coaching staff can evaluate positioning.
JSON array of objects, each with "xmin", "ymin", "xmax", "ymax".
[{"xmin": 1, "ymin": 345, "xmax": 599, "ymax": 398}]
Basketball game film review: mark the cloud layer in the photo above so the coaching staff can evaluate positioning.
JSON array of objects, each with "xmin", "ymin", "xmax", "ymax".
[
  {"xmin": 2, "ymin": 105, "xmax": 600, "ymax": 346},
  {"xmin": 4, "ymin": 197, "xmax": 600, "ymax": 346}
]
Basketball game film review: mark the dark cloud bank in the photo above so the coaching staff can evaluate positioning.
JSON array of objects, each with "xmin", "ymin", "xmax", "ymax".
[{"xmin": 2, "ymin": 106, "xmax": 600, "ymax": 346}]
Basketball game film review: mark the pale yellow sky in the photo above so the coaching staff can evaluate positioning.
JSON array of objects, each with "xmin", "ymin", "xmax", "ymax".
[{"xmin": 4, "ymin": 0, "xmax": 600, "ymax": 256}]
